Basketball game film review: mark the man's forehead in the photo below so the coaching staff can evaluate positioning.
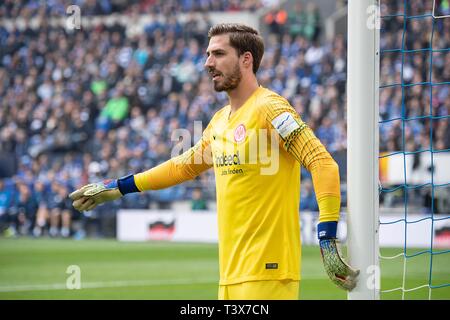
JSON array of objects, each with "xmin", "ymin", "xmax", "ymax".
[{"xmin": 206, "ymin": 34, "xmax": 231, "ymax": 52}]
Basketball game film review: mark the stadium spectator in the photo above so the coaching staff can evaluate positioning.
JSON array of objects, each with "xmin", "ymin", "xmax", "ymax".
[
  {"xmin": 287, "ymin": 2, "xmax": 306, "ymax": 39},
  {"xmin": 96, "ymin": 85, "xmax": 130, "ymax": 132},
  {"xmin": 191, "ymin": 187, "xmax": 208, "ymax": 211},
  {"xmin": 32, "ymin": 180, "xmax": 49, "ymax": 237},
  {"xmin": 264, "ymin": 5, "xmax": 288, "ymax": 36},
  {"xmin": 46, "ymin": 181, "xmax": 72, "ymax": 237},
  {"xmin": 15, "ymin": 182, "xmax": 38, "ymax": 236},
  {"xmin": 287, "ymin": 2, "xmax": 321, "ymax": 41},
  {"xmin": 0, "ymin": 179, "xmax": 15, "ymax": 234}
]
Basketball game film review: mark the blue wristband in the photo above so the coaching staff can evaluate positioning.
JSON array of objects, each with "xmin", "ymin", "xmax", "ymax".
[
  {"xmin": 117, "ymin": 174, "xmax": 140, "ymax": 195},
  {"xmin": 317, "ymin": 221, "xmax": 338, "ymax": 240}
]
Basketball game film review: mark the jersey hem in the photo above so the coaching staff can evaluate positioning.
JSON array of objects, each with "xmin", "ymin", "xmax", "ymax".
[{"xmin": 219, "ymin": 273, "xmax": 301, "ymax": 286}]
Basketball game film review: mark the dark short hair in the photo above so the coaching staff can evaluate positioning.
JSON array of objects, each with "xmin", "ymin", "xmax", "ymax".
[{"xmin": 208, "ymin": 23, "xmax": 265, "ymax": 74}]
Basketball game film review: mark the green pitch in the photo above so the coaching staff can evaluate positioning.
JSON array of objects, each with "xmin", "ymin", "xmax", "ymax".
[{"xmin": 0, "ymin": 238, "xmax": 448, "ymax": 300}]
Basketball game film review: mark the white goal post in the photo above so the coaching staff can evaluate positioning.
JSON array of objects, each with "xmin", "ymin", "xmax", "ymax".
[{"xmin": 347, "ymin": 0, "xmax": 380, "ymax": 300}]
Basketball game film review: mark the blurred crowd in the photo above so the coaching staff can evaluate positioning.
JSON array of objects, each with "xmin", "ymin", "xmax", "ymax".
[
  {"xmin": 379, "ymin": 1, "xmax": 450, "ymax": 154},
  {"xmin": 0, "ymin": 1, "xmax": 448, "ymax": 238},
  {"xmin": 0, "ymin": 0, "xmax": 265, "ymax": 19},
  {"xmin": 378, "ymin": 1, "xmax": 450, "ymax": 214}
]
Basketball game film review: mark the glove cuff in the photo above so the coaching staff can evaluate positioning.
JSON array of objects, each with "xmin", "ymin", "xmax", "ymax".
[
  {"xmin": 318, "ymin": 221, "xmax": 337, "ymax": 240},
  {"xmin": 117, "ymin": 174, "xmax": 140, "ymax": 195},
  {"xmin": 104, "ymin": 179, "xmax": 118, "ymax": 190}
]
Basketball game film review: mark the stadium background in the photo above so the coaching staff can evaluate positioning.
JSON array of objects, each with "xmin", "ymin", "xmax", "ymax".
[{"xmin": 0, "ymin": 0, "xmax": 449, "ymax": 299}]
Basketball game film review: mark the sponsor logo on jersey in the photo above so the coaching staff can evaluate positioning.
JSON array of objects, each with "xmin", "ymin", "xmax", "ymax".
[{"xmin": 214, "ymin": 151, "xmax": 241, "ymax": 167}]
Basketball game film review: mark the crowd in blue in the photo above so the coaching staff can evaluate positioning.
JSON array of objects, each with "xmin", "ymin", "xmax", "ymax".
[{"xmin": 0, "ymin": 1, "xmax": 448, "ymax": 237}]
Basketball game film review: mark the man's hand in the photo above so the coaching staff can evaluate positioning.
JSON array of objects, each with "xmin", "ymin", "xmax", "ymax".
[
  {"xmin": 319, "ymin": 238, "xmax": 360, "ymax": 291},
  {"xmin": 318, "ymin": 221, "xmax": 359, "ymax": 291},
  {"xmin": 69, "ymin": 180, "xmax": 122, "ymax": 212}
]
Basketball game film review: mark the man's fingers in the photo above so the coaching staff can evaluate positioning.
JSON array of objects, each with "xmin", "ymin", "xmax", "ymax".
[
  {"xmin": 337, "ymin": 252, "xmax": 360, "ymax": 278},
  {"xmin": 83, "ymin": 183, "xmax": 106, "ymax": 196},
  {"xmin": 73, "ymin": 196, "xmax": 92, "ymax": 211},
  {"xmin": 334, "ymin": 276, "xmax": 356, "ymax": 291},
  {"xmin": 72, "ymin": 196, "xmax": 98, "ymax": 212},
  {"xmin": 342, "ymin": 278, "xmax": 357, "ymax": 291},
  {"xmin": 342, "ymin": 266, "xmax": 359, "ymax": 291},
  {"xmin": 69, "ymin": 184, "xmax": 97, "ymax": 199},
  {"xmin": 340, "ymin": 262, "xmax": 360, "ymax": 278},
  {"xmin": 349, "ymin": 268, "xmax": 360, "ymax": 278},
  {"xmin": 335, "ymin": 270, "xmax": 359, "ymax": 291},
  {"xmin": 69, "ymin": 187, "xmax": 88, "ymax": 200},
  {"xmin": 73, "ymin": 196, "xmax": 87, "ymax": 210},
  {"xmin": 320, "ymin": 239, "xmax": 360, "ymax": 292},
  {"xmin": 85, "ymin": 201, "xmax": 98, "ymax": 212},
  {"xmin": 344, "ymin": 276, "xmax": 358, "ymax": 291},
  {"xmin": 331, "ymin": 264, "xmax": 359, "ymax": 291},
  {"xmin": 78, "ymin": 198, "xmax": 95, "ymax": 212}
]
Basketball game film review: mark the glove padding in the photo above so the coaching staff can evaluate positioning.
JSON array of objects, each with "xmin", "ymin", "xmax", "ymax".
[
  {"xmin": 319, "ymin": 238, "xmax": 360, "ymax": 291},
  {"xmin": 69, "ymin": 180, "xmax": 122, "ymax": 212}
]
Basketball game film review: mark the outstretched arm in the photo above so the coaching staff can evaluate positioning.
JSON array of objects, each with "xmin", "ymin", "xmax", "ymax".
[{"xmin": 70, "ymin": 130, "xmax": 213, "ymax": 212}]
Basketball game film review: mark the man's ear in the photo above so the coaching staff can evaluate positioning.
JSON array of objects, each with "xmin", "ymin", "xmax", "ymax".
[{"xmin": 242, "ymin": 51, "xmax": 253, "ymax": 70}]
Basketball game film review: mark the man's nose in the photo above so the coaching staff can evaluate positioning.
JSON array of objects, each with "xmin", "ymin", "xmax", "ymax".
[{"xmin": 204, "ymin": 55, "xmax": 214, "ymax": 69}]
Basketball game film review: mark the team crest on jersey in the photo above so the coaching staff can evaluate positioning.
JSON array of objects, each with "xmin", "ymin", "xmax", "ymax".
[{"xmin": 234, "ymin": 124, "xmax": 246, "ymax": 143}]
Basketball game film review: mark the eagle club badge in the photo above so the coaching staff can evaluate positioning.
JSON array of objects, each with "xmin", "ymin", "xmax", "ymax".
[{"xmin": 234, "ymin": 124, "xmax": 246, "ymax": 143}]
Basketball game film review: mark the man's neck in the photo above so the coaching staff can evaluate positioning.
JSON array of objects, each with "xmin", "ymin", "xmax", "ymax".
[{"xmin": 227, "ymin": 78, "xmax": 259, "ymax": 117}]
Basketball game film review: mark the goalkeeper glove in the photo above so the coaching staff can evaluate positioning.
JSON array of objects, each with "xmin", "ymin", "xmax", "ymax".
[
  {"xmin": 318, "ymin": 221, "xmax": 360, "ymax": 291},
  {"xmin": 69, "ymin": 174, "xmax": 139, "ymax": 212}
]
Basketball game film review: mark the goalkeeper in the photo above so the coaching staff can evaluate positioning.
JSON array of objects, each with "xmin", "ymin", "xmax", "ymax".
[{"xmin": 70, "ymin": 23, "xmax": 358, "ymax": 299}]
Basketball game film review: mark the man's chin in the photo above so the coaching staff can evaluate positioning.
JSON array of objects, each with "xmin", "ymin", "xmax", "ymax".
[
  {"xmin": 213, "ymin": 83, "xmax": 226, "ymax": 92},
  {"xmin": 213, "ymin": 78, "xmax": 239, "ymax": 92}
]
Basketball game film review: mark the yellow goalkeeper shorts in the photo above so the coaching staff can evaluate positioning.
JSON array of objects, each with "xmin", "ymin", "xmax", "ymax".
[{"xmin": 218, "ymin": 279, "xmax": 299, "ymax": 300}]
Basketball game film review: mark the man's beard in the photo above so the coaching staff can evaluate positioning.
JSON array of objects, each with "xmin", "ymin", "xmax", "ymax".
[{"xmin": 213, "ymin": 63, "xmax": 242, "ymax": 92}]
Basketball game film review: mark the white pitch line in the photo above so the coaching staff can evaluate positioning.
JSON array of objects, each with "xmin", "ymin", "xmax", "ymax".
[
  {"xmin": 0, "ymin": 274, "xmax": 432, "ymax": 293},
  {"xmin": 0, "ymin": 275, "xmax": 335, "ymax": 292},
  {"xmin": 0, "ymin": 278, "xmax": 217, "ymax": 293}
]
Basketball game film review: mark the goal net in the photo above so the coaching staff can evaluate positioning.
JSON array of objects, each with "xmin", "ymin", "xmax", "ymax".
[
  {"xmin": 347, "ymin": 0, "xmax": 449, "ymax": 300},
  {"xmin": 378, "ymin": 0, "xmax": 450, "ymax": 299}
]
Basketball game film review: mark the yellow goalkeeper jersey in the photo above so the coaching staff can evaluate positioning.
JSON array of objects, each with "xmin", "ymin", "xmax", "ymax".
[
  {"xmin": 210, "ymin": 87, "xmax": 301, "ymax": 284},
  {"xmin": 135, "ymin": 86, "xmax": 340, "ymax": 285}
]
